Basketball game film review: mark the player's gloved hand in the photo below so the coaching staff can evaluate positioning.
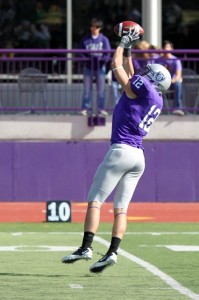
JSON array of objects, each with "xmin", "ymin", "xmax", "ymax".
[
  {"xmin": 119, "ymin": 25, "xmax": 140, "ymax": 49},
  {"xmin": 130, "ymin": 24, "xmax": 141, "ymax": 42},
  {"xmin": 119, "ymin": 34, "xmax": 133, "ymax": 49}
]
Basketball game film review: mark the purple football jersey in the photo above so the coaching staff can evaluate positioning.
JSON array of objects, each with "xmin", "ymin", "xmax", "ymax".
[
  {"xmin": 111, "ymin": 75, "xmax": 163, "ymax": 149},
  {"xmin": 80, "ymin": 33, "xmax": 111, "ymax": 70},
  {"xmin": 156, "ymin": 54, "xmax": 182, "ymax": 79}
]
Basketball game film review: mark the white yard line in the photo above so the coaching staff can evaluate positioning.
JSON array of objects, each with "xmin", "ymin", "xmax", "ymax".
[
  {"xmin": 94, "ymin": 236, "xmax": 199, "ymax": 300},
  {"xmin": 68, "ymin": 284, "xmax": 83, "ymax": 289},
  {"xmin": 0, "ymin": 246, "xmax": 76, "ymax": 252},
  {"xmin": 5, "ymin": 231, "xmax": 199, "ymax": 236},
  {"xmin": 165, "ymin": 245, "xmax": 199, "ymax": 252}
]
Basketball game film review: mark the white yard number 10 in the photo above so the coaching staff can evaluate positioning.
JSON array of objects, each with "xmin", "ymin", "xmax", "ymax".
[
  {"xmin": 47, "ymin": 201, "xmax": 71, "ymax": 222},
  {"xmin": 139, "ymin": 105, "xmax": 161, "ymax": 133}
]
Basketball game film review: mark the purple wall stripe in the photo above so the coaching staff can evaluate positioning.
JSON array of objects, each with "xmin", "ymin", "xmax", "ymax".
[{"xmin": 0, "ymin": 141, "xmax": 198, "ymax": 202}]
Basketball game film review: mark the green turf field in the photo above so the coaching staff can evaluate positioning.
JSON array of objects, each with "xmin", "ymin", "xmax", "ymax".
[{"xmin": 0, "ymin": 222, "xmax": 199, "ymax": 300}]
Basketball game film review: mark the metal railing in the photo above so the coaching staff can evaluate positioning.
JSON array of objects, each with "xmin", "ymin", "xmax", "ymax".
[{"xmin": 0, "ymin": 49, "xmax": 199, "ymax": 114}]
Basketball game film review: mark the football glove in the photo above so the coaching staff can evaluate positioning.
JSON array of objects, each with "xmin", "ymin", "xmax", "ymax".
[{"xmin": 119, "ymin": 26, "xmax": 140, "ymax": 49}]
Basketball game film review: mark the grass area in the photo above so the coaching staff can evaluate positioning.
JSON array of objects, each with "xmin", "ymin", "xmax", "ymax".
[{"xmin": 0, "ymin": 222, "xmax": 199, "ymax": 300}]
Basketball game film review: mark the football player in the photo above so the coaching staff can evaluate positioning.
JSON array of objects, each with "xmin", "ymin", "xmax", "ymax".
[{"xmin": 62, "ymin": 27, "xmax": 171, "ymax": 274}]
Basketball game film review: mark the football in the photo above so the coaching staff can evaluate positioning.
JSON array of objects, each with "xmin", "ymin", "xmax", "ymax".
[{"xmin": 114, "ymin": 21, "xmax": 144, "ymax": 37}]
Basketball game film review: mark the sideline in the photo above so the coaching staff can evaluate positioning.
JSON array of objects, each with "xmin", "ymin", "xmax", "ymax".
[
  {"xmin": 1, "ymin": 202, "xmax": 199, "ymax": 222},
  {"xmin": 94, "ymin": 236, "xmax": 199, "ymax": 300}
]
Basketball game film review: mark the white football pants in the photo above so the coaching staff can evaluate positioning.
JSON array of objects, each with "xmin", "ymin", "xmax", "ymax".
[{"xmin": 87, "ymin": 143, "xmax": 145, "ymax": 210}]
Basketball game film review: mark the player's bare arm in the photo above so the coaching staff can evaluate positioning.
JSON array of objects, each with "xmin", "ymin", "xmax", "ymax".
[
  {"xmin": 123, "ymin": 55, "xmax": 134, "ymax": 79},
  {"xmin": 112, "ymin": 47, "xmax": 129, "ymax": 86},
  {"xmin": 112, "ymin": 47, "xmax": 136, "ymax": 99}
]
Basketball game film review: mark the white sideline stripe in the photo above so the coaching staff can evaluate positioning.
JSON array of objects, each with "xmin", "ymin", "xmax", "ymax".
[{"xmin": 94, "ymin": 236, "xmax": 199, "ymax": 300}]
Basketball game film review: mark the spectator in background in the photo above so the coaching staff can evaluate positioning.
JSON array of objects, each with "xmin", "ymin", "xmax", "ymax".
[
  {"xmin": 41, "ymin": 3, "xmax": 65, "ymax": 48},
  {"xmin": 14, "ymin": 19, "xmax": 51, "ymax": 49},
  {"xmin": 14, "ymin": 20, "xmax": 34, "ymax": 48},
  {"xmin": 132, "ymin": 41, "xmax": 161, "ymax": 71},
  {"xmin": 157, "ymin": 40, "xmax": 184, "ymax": 116},
  {"xmin": 0, "ymin": 0, "xmax": 16, "ymax": 49},
  {"xmin": 132, "ymin": 40, "xmax": 151, "ymax": 71},
  {"xmin": 33, "ymin": 1, "xmax": 47, "ymax": 24},
  {"xmin": 162, "ymin": 0, "xmax": 187, "ymax": 48},
  {"xmin": 148, "ymin": 44, "xmax": 160, "ymax": 63},
  {"xmin": 30, "ymin": 23, "xmax": 51, "ymax": 48},
  {"xmin": 80, "ymin": 17, "xmax": 111, "ymax": 116}
]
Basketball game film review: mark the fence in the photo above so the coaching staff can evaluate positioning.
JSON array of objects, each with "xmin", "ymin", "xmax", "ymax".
[{"xmin": 0, "ymin": 49, "xmax": 199, "ymax": 114}]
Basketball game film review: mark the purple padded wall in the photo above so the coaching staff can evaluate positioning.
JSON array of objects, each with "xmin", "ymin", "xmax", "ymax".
[{"xmin": 0, "ymin": 141, "xmax": 198, "ymax": 202}]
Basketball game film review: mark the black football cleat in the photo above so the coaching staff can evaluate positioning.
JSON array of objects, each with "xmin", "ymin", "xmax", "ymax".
[{"xmin": 62, "ymin": 247, "xmax": 92, "ymax": 264}]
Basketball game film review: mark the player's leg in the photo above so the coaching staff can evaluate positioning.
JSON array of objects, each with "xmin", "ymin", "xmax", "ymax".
[
  {"xmin": 87, "ymin": 145, "xmax": 128, "ymax": 203},
  {"xmin": 62, "ymin": 145, "xmax": 124, "ymax": 264},
  {"xmin": 84, "ymin": 200, "xmax": 102, "ymax": 233},
  {"xmin": 89, "ymin": 207, "xmax": 126, "ymax": 274},
  {"xmin": 89, "ymin": 148, "xmax": 145, "ymax": 273},
  {"xmin": 81, "ymin": 144, "xmax": 130, "ymax": 251},
  {"xmin": 61, "ymin": 200, "xmax": 101, "ymax": 264},
  {"xmin": 62, "ymin": 145, "xmax": 144, "ymax": 267},
  {"xmin": 111, "ymin": 153, "xmax": 145, "ymax": 241}
]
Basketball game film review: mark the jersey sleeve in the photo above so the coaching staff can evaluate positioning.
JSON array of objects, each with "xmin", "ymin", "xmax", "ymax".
[
  {"xmin": 130, "ymin": 75, "xmax": 148, "ymax": 97},
  {"xmin": 176, "ymin": 59, "xmax": 182, "ymax": 71}
]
